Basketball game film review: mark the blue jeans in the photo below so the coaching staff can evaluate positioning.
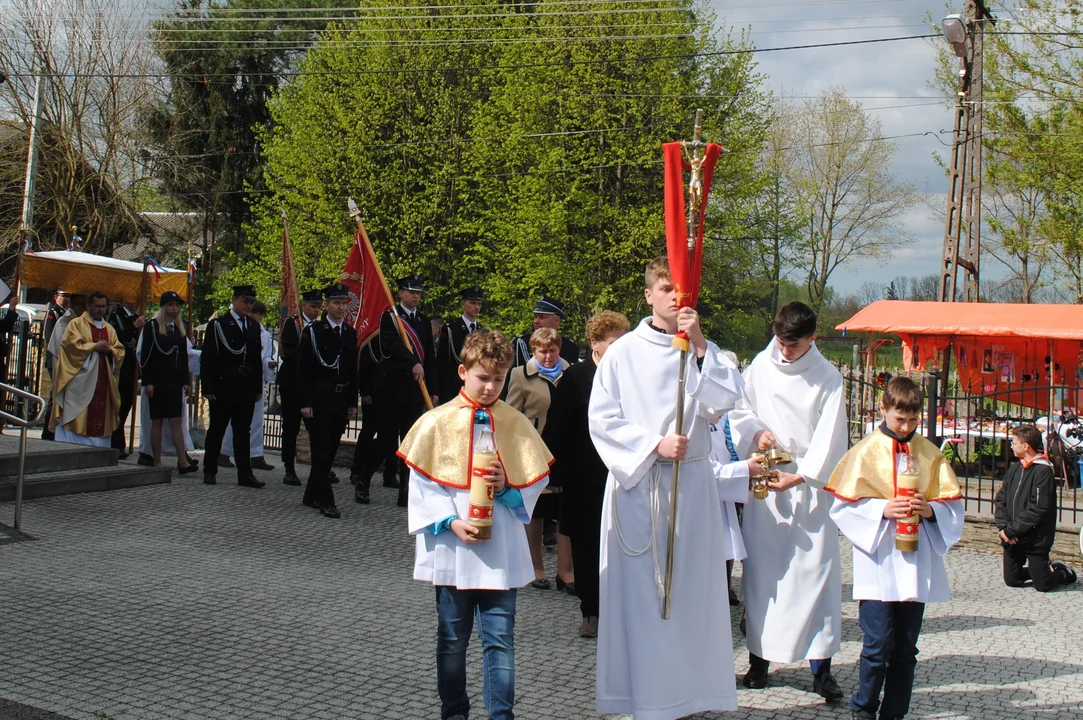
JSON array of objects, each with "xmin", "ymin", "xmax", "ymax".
[
  {"xmin": 851, "ymin": 600, "xmax": 925, "ymax": 719},
  {"xmin": 435, "ymin": 586, "xmax": 517, "ymax": 720}
]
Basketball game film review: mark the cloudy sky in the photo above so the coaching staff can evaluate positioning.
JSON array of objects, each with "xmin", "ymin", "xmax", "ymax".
[{"xmin": 711, "ymin": 0, "xmax": 972, "ymax": 296}]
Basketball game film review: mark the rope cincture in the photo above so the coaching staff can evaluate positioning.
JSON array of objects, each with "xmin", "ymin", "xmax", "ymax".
[
  {"xmin": 306, "ymin": 323, "xmax": 343, "ymax": 377},
  {"xmin": 213, "ymin": 317, "xmax": 248, "ymax": 358},
  {"xmin": 612, "ymin": 456, "xmax": 706, "ymax": 609}
]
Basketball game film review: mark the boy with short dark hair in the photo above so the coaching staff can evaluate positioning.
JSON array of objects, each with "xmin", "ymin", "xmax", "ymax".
[
  {"xmin": 827, "ymin": 376, "xmax": 965, "ymax": 720},
  {"xmin": 729, "ymin": 301, "xmax": 849, "ymax": 697},
  {"xmin": 995, "ymin": 424, "xmax": 1077, "ymax": 592},
  {"xmin": 398, "ymin": 330, "xmax": 552, "ymax": 720}
]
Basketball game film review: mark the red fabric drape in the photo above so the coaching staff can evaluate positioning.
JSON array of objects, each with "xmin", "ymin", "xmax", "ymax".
[
  {"xmin": 280, "ymin": 216, "xmax": 300, "ymax": 334},
  {"xmin": 663, "ymin": 141, "xmax": 723, "ymax": 332},
  {"xmin": 342, "ymin": 230, "xmax": 392, "ymax": 348}
]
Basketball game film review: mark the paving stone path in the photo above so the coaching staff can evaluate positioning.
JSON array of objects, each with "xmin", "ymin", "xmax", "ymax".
[{"xmin": 1, "ymin": 456, "xmax": 1082, "ymax": 720}]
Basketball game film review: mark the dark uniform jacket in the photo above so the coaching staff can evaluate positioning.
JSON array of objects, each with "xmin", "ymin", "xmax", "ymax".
[
  {"xmin": 44, "ymin": 302, "xmax": 66, "ymax": 370},
  {"xmin": 376, "ymin": 305, "xmax": 437, "ymax": 402},
  {"xmin": 994, "ymin": 459, "xmax": 1058, "ymax": 550},
  {"xmin": 199, "ymin": 311, "xmax": 263, "ymax": 403},
  {"xmin": 109, "ymin": 307, "xmax": 142, "ymax": 393},
  {"xmin": 44, "ymin": 302, "xmax": 65, "ymax": 345},
  {"xmin": 139, "ymin": 321, "xmax": 190, "ymax": 391},
  {"xmin": 436, "ymin": 316, "xmax": 483, "ymax": 400},
  {"xmin": 359, "ymin": 337, "xmax": 382, "ymax": 401},
  {"xmin": 513, "ymin": 329, "xmax": 580, "ymax": 368},
  {"xmin": 297, "ymin": 318, "xmax": 358, "ymax": 416},
  {"xmin": 277, "ymin": 313, "xmax": 317, "ymax": 392}
]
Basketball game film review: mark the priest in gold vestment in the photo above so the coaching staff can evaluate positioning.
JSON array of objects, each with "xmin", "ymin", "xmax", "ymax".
[{"xmin": 50, "ymin": 291, "xmax": 126, "ymax": 448}]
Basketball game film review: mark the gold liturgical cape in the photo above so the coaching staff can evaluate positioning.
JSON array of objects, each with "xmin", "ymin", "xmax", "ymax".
[
  {"xmin": 50, "ymin": 313, "xmax": 125, "ymax": 436},
  {"xmin": 398, "ymin": 391, "xmax": 553, "ymax": 489},
  {"xmin": 826, "ymin": 429, "xmax": 962, "ymax": 503}
]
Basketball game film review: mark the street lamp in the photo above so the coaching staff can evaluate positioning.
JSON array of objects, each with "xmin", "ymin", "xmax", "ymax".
[{"xmin": 942, "ymin": 14, "xmax": 969, "ymax": 58}]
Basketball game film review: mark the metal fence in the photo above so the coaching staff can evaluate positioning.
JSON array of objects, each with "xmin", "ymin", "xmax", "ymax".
[
  {"xmin": 2, "ymin": 314, "xmax": 46, "ymax": 422},
  {"xmin": 841, "ymin": 364, "xmax": 1083, "ymax": 529}
]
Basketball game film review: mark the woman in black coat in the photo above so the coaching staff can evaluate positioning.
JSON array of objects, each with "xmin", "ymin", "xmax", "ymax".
[
  {"xmin": 140, "ymin": 291, "xmax": 194, "ymax": 473},
  {"xmin": 547, "ymin": 310, "xmax": 630, "ymax": 638}
]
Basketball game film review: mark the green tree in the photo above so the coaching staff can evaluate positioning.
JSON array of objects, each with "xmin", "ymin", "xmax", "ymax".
[
  {"xmin": 249, "ymin": 0, "xmax": 776, "ymax": 347},
  {"xmin": 144, "ymin": 0, "xmax": 343, "ymax": 316},
  {"xmin": 778, "ymin": 89, "xmax": 916, "ymax": 314}
]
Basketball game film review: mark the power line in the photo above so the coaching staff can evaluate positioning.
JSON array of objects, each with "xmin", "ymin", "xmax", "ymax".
[{"xmin": 7, "ymin": 33, "xmax": 940, "ymax": 81}]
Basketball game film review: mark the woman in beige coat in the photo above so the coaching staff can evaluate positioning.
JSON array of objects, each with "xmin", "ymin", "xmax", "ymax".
[{"xmin": 506, "ymin": 327, "xmax": 573, "ymax": 591}]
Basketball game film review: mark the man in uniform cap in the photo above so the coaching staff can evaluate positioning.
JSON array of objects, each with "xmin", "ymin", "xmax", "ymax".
[
  {"xmin": 513, "ymin": 294, "xmax": 580, "ymax": 368},
  {"xmin": 297, "ymin": 283, "xmax": 358, "ymax": 518},
  {"xmin": 436, "ymin": 285, "xmax": 485, "ymax": 400},
  {"xmin": 277, "ymin": 288, "xmax": 324, "ymax": 486},
  {"xmin": 108, "ymin": 298, "xmax": 146, "ymax": 456},
  {"xmin": 200, "ymin": 285, "xmax": 265, "ymax": 488},
  {"xmin": 360, "ymin": 274, "xmax": 437, "ymax": 507}
]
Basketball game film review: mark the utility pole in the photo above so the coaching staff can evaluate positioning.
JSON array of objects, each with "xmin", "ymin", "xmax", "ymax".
[
  {"xmin": 20, "ymin": 74, "xmax": 44, "ymax": 250},
  {"xmin": 939, "ymin": 0, "xmax": 996, "ymax": 304}
]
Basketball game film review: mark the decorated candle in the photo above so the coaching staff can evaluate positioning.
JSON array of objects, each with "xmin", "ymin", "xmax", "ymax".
[
  {"xmin": 468, "ymin": 411, "xmax": 497, "ymax": 540},
  {"xmin": 894, "ymin": 451, "xmax": 920, "ymax": 552}
]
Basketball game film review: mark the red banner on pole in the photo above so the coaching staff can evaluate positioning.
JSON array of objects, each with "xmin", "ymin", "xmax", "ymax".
[
  {"xmin": 662, "ymin": 141, "xmax": 723, "ymax": 312},
  {"xmin": 280, "ymin": 213, "xmax": 300, "ymax": 332},
  {"xmin": 342, "ymin": 229, "xmax": 391, "ymax": 348}
]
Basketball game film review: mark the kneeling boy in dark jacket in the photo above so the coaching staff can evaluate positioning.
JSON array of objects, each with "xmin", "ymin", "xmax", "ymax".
[{"xmin": 994, "ymin": 424, "xmax": 1076, "ymax": 591}]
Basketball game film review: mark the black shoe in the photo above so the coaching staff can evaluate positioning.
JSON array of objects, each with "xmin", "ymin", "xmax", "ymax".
[
  {"xmin": 117, "ymin": 451, "xmax": 130, "ymax": 460},
  {"xmin": 138, "ymin": 453, "xmax": 154, "ymax": 467},
  {"xmin": 355, "ymin": 484, "xmax": 370, "ymax": 504},
  {"xmin": 850, "ymin": 711, "xmax": 875, "ymax": 720},
  {"xmin": 329, "ymin": 470, "xmax": 340, "ymax": 485},
  {"xmin": 283, "ymin": 471, "xmax": 301, "ymax": 486},
  {"xmin": 250, "ymin": 457, "xmax": 275, "ymax": 471},
  {"xmin": 350, "ymin": 472, "xmax": 360, "ymax": 487},
  {"xmin": 218, "ymin": 454, "xmax": 234, "ymax": 468},
  {"xmin": 813, "ymin": 672, "xmax": 843, "ymax": 701},
  {"xmin": 178, "ymin": 464, "xmax": 198, "ymax": 475},
  {"xmin": 203, "ymin": 473, "xmax": 217, "ymax": 485},
  {"xmin": 186, "ymin": 455, "xmax": 198, "ymax": 468},
  {"xmin": 729, "ymin": 589, "xmax": 740, "ymax": 606},
  {"xmin": 302, "ymin": 497, "xmax": 319, "ymax": 508},
  {"xmin": 382, "ymin": 473, "xmax": 400, "ymax": 489},
  {"xmin": 396, "ymin": 495, "xmax": 407, "ymax": 508},
  {"xmin": 742, "ymin": 666, "xmax": 768, "ymax": 690},
  {"xmin": 1053, "ymin": 560, "xmax": 1078, "ymax": 584},
  {"xmin": 238, "ymin": 476, "xmax": 266, "ymax": 489},
  {"xmin": 556, "ymin": 577, "xmax": 576, "ymax": 596},
  {"xmin": 531, "ymin": 578, "xmax": 551, "ymax": 590},
  {"xmin": 320, "ymin": 504, "xmax": 341, "ymax": 519}
]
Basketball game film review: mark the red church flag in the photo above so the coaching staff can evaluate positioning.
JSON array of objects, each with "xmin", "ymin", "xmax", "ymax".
[
  {"xmin": 662, "ymin": 141, "xmax": 723, "ymax": 316},
  {"xmin": 280, "ymin": 211, "xmax": 300, "ymax": 332},
  {"xmin": 342, "ymin": 229, "xmax": 391, "ymax": 348}
]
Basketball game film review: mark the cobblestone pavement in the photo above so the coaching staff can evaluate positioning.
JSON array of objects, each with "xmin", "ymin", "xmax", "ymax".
[{"xmin": 1, "ymin": 456, "xmax": 1082, "ymax": 720}]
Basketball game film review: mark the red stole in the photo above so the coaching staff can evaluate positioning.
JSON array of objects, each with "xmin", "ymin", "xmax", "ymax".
[{"xmin": 86, "ymin": 324, "xmax": 111, "ymax": 437}]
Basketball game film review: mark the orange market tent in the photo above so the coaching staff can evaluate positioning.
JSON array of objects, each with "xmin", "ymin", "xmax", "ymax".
[
  {"xmin": 20, "ymin": 250, "xmax": 188, "ymax": 304},
  {"xmin": 837, "ymin": 300, "xmax": 1083, "ymax": 410}
]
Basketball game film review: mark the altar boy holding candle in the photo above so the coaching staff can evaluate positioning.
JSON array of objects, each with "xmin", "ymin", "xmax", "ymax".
[
  {"xmin": 826, "ymin": 376, "xmax": 965, "ymax": 720},
  {"xmin": 398, "ymin": 329, "xmax": 552, "ymax": 720}
]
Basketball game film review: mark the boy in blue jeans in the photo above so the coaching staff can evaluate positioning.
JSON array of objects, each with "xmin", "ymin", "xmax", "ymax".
[
  {"xmin": 826, "ymin": 377, "xmax": 965, "ymax": 719},
  {"xmin": 399, "ymin": 330, "xmax": 552, "ymax": 720}
]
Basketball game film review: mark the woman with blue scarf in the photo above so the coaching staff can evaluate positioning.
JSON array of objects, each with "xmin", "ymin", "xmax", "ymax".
[{"xmin": 507, "ymin": 327, "xmax": 573, "ymax": 592}]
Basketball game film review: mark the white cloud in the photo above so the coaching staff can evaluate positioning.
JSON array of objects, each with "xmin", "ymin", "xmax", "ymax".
[{"xmin": 711, "ymin": 0, "xmax": 968, "ymax": 294}]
